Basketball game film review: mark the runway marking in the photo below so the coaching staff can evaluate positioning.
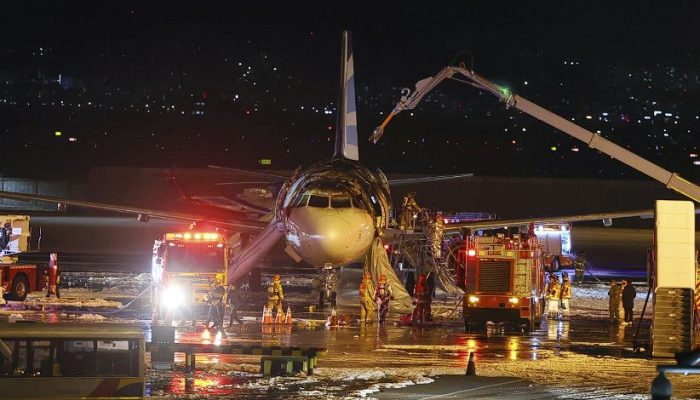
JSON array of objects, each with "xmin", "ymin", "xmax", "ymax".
[{"xmin": 419, "ymin": 378, "xmax": 526, "ymax": 399}]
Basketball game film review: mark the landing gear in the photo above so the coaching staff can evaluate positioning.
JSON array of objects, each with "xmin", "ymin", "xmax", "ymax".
[{"xmin": 318, "ymin": 266, "xmax": 339, "ymax": 310}]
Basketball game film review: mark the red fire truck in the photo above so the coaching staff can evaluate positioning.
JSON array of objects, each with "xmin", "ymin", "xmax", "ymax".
[
  {"xmin": 0, "ymin": 215, "xmax": 51, "ymax": 301},
  {"xmin": 536, "ymin": 223, "xmax": 575, "ymax": 272},
  {"xmin": 456, "ymin": 229, "xmax": 546, "ymax": 330},
  {"xmin": 151, "ymin": 230, "xmax": 241, "ymax": 324}
]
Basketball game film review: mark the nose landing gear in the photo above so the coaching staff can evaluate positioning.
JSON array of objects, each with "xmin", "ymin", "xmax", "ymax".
[{"xmin": 318, "ymin": 264, "xmax": 339, "ymax": 309}]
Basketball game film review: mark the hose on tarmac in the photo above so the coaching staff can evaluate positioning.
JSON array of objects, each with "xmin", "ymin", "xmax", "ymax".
[
  {"xmin": 32, "ymin": 284, "xmax": 153, "ymax": 316},
  {"xmin": 584, "ymin": 264, "xmax": 603, "ymax": 283}
]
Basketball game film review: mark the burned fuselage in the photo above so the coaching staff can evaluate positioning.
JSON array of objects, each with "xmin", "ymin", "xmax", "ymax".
[{"xmin": 279, "ymin": 158, "xmax": 391, "ymax": 268}]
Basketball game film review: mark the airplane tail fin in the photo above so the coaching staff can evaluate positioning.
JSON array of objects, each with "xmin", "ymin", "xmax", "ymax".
[{"xmin": 333, "ymin": 30, "xmax": 359, "ymax": 161}]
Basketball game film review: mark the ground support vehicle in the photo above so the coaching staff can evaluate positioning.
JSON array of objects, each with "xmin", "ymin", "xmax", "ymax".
[
  {"xmin": 151, "ymin": 231, "xmax": 241, "ymax": 324},
  {"xmin": 0, "ymin": 264, "xmax": 49, "ymax": 301},
  {"xmin": 0, "ymin": 323, "xmax": 145, "ymax": 398},
  {"xmin": 456, "ymin": 231, "xmax": 546, "ymax": 330},
  {"xmin": 0, "ymin": 215, "xmax": 52, "ymax": 301},
  {"xmin": 535, "ymin": 223, "xmax": 574, "ymax": 272}
]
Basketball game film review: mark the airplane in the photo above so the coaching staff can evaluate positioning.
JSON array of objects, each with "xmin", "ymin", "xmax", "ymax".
[{"xmin": 0, "ymin": 31, "xmax": 472, "ymax": 309}]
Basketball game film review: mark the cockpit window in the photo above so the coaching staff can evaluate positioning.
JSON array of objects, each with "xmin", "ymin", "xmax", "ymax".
[
  {"xmin": 307, "ymin": 195, "xmax": 329, "ymax": 208},
  {"xmin": 331, "ymin": 196, "xmax": 352, "ymax": 208},
  {"xmin": 295, "ymin": 194, "xmax": 310, "ymax": 207}
]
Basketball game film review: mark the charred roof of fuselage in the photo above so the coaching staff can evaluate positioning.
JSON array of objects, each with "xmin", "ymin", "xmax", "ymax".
[{"xmin": 281, "ymin": 158, "xmax": 391, "ymax": 226}]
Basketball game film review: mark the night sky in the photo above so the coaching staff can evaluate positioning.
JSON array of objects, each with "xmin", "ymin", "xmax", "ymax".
[{"xmin": 1, "ymin": 2, "xmax": 699, "ymax": 180}]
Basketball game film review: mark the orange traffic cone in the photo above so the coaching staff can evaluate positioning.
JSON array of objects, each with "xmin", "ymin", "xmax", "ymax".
[
  {"xmin": 274, "ymin": 305, "xmax": 284, "ymax": 324},
  {"xmin": 285, "ymin": 306, "xmax": 293, "ymax": 324},
  {"xmin": 263, "ymin": 305, "xmax": 273, "ymax": 324}
]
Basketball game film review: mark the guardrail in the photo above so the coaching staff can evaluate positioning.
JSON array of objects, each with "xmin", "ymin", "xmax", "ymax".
[{"xmin": 147, "ymin": 326, "xmax": 326, "ymax": 376}]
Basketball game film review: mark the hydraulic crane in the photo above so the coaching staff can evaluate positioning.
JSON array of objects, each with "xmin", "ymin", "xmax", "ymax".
[{"xmin": 370, "ymin": 64, "xmax": 700, "ymax": 203}]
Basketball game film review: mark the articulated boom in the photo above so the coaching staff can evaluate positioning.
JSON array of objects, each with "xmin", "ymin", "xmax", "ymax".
[{"xmin": 371, "ymin": 64, "xmax": 700, "ymax": 203}]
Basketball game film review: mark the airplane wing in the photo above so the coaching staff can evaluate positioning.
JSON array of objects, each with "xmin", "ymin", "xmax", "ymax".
[
  {"xmin": 0, "ymin": 190, "xmax": 268, "ymax": 231},
  {"xmin": 388, "ymin": 172, "xmax": 474, "ymax": 185},
  {"xmin": 442, "ymin": 208, "xmax": 666, "ymax": 231},
  {"xmin": 165, "ymin": 169, "xmax": 273, "ymax": 220},
  {"xmin": 207, "ymin": 165, "xmax": 290, "ymax": 180}
]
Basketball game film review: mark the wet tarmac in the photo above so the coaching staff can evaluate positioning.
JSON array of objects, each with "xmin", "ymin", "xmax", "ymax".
[
  {"xmin": 3, "ymin": 216, "xmax": 699, "ymax": 398},
  {"xmin": 4, "ymin": 273, "xmax": 699, "ymax": 399}
]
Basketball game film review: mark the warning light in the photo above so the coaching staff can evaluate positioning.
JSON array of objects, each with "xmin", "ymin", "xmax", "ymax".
[{"xmin": 165, "ymin": 232, "xmax": 221, "ymax": 241}]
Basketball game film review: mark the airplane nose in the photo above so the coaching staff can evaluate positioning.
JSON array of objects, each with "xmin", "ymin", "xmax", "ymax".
[{"xmin": 287, "ymin": 209, "xmax": 374, "ymax": 266}]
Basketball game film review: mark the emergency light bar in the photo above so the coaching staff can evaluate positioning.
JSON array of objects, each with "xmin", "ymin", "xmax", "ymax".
[{"xmin": 165, "ymin": 232, "xmax": 221, "ymax": 241}]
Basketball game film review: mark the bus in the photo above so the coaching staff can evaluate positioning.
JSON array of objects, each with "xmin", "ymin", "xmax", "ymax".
[{"xmin": 0, "ymin": 323, "xmax": 145, "ymax": 399}]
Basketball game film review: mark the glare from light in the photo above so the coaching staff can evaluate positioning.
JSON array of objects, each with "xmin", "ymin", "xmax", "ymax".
[{"xmin": 161, "ymin": 285, "xmax": 185, "ymax": 310}]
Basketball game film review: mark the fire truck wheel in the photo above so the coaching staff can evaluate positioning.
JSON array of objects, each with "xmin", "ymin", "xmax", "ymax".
[{"xmin": 11, "ymin": 275, "xmax": 29, "ymax": 301}]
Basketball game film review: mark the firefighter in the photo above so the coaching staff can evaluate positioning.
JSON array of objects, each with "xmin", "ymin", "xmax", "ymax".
[
  {"xmin": 574, "ymin": 252, "xmax": 586, "ymax": 285},
  {"xmin": 399, "ymin": 192, "xmax": 421, "ymax": 230},
  {"xmin": 267, "ymin": 274, "xmax": 285, "ymax": 312},
  {"xmin": 546, "ymin": 274, "xmax": 561, "ymax": 319},
  {"xmin": 412, "ymin": 274, "xmax": 432, "ymax": 324},
  {"xmin": 375, "ymin": 274, "xmax": 393, "ymax": 324},
  {"xmin": 0, "ymin": 219, "xmax": 10, "ymax": 250},
  {"xmin": 205, "ymin": 284, "xmax": 225, "ymax": 330},
  {"xmin": 621, "ymin": 279, "xmax": 637, "ymax": 325},
  {"xmin": 225, "ymin": 282, "xmax": 242, "ymax": 326},
  {"xmin": 560, "ymin": 274, "xmax": 572, "ymax": 320},
  {"xmin": 359, "ymin": 272, "xmax": 375, "ymax": 323},
  {"xmin": 45, "ymin": 262, "xmax": 61, "ymax": 299},
  {"xmin": 0, "ymin": 225, "xmax": 6, "ymax": 251},
  {"xmin": 608, "ymin": 279, "xmax": 621, "ymax": 323},
  {"xmin": 545, "ymin": 273, "xmax": 556, "ymax": 299}
]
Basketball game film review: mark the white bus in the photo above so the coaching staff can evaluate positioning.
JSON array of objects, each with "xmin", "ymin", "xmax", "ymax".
[{"xmin": 0, "ymin": 323, "xmax": 145, "ymax": 399}]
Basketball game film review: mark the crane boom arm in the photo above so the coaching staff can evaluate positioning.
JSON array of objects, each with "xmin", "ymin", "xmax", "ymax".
[{"xmin": 370, "ymin": 65, "xmax": 700, "ymax": 203}]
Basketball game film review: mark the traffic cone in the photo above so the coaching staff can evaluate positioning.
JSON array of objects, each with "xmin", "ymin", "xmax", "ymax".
[
  {"xmin": 274, "ymin": 305, "xmax": 284, "ymax": 324},
  {"xmin": 466, "ymin": 351, "xmax": 476, "ymax": 376},
  {"xmin": 285, "ymin": 306, "xmax": 293, "ymax": 324},
  {"xmin": 263, "ymin": 305, "xmax": 273, "ymax": 325}
]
